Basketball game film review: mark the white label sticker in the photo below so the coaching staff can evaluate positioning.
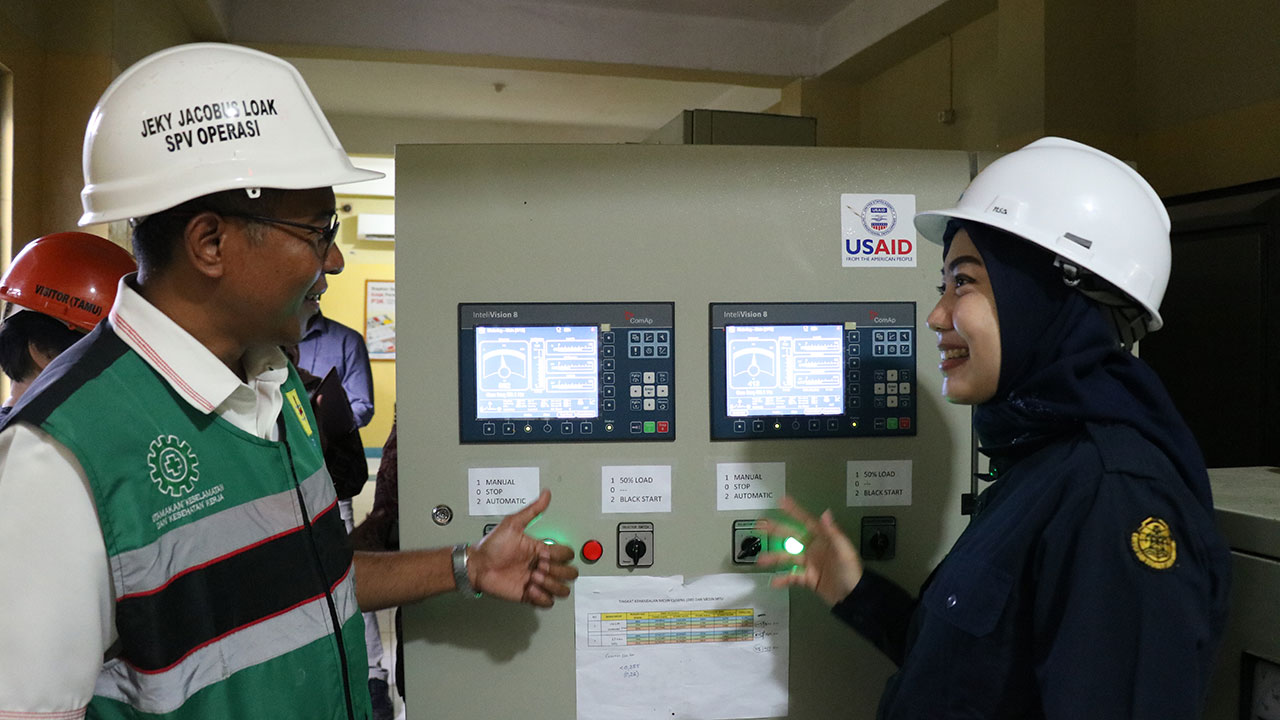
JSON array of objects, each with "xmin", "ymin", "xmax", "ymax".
[
  {"xmin": 602, "ymin": 466, "xmax": 672, "ymax": 514},
  {"xmin": 468, "ymin": 466, "xmax": 540, "ymax": 516},
  {"xmin": 841, "ymin": 193, "xmax": 918, "ymax": 268},
  {"xmin": 847, "ymin": 460, "xmax": 912, "ymax": 507},
  {"xmin": 716, "ymin": 462, "xmax": 785, "ymax": 511}
]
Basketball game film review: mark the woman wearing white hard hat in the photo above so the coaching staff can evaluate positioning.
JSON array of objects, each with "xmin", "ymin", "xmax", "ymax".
[
  {"xmin": 0, "ymin": 43, "xmax": 577, "ymax": 720},
  {"xmin": 761, "ymin": 137, "xmax": 1230, "ymax": 719}
]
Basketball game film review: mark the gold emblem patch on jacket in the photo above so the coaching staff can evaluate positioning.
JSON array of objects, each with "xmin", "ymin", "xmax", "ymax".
[{"xmin": 1130, "ymin": 516, "xmax": 1176, "ymax": 570}]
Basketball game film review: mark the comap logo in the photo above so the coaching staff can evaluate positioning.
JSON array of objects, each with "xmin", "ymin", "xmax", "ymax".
[{"xmin": 148, "ymin": 435, "xmax": 200, "ymax": 498}]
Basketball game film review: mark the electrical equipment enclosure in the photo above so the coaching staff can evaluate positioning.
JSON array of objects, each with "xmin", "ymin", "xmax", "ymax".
[
  {"xmin": 394, "ymin": 144, "xmax": 975, "ymax": 719},
  {"xmin": 1203, "ymin": 466, "xmax": 1280, "ymax": 718}
]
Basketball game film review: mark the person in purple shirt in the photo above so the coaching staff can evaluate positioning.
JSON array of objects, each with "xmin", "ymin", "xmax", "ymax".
[{"xmin": 297, "ymin": 308, "xmax": 375, "ymax": 428}]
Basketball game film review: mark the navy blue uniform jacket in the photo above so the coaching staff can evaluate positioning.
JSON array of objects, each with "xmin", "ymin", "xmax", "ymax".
[{"xmin": 834, "ymin": 422, "xmax": 1230, "ymax": 719}]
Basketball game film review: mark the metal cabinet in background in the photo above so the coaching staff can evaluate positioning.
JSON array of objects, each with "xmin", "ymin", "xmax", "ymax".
[{"xmin": 1205, "ymin": 466, "xmax": 1280, "ymax": 719}]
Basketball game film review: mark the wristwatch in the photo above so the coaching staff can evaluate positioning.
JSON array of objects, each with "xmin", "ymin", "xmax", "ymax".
[{"xmin": 452, "ymin": 543, "xmax": 480, "ymax": 597}]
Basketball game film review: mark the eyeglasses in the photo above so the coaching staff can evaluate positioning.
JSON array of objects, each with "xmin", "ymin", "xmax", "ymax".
[{"xmin": 222, "ymin": 211, "xmax": 341, "ymax": 258}]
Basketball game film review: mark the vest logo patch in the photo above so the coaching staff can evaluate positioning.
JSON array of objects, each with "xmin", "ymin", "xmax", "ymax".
[
  {"xmin": 1130, "ymin": 516, "xmax": 1176, "ymax": 570},
  {"xmin": 285, "ymin": 389, "xmax": 313, "ymax": 436},
  {"xmin": 148, "ymin": 434, "xmax": 201, "ymax": 498}
]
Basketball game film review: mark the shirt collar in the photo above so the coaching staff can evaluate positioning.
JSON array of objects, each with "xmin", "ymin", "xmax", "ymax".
[
  {"xmin": 108, "ymin": 275, "xmax": 289, "ymax": 415},
  {"xmin": 301, "ymin": 312, "xmax": 329, "ymax": 342}
]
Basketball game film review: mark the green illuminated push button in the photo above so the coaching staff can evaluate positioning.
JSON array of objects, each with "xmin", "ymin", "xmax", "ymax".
[
  {"xmin": 886, "ymin": 418, "xmax": 898, "ymax": 430},
  {"xmin": 643, "ymin": 421, "xmax": 656, "ymax": 434}
]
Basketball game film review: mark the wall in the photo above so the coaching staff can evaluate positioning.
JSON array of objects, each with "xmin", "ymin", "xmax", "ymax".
[
  {"xmin": 0, "ymin": 2, "xmax": 85, "ymax": 255},
  {"xmin": 109, "ymin": 0, "xmax": 199, "ymax": 71},
  {"xmin": 1041, "ymin": 0, "xmax": 1135, "ymax": 158},
  {"xmin": 39, "ymin": 13, "xmax": 115, "ymax": 240},
  {"xmin": 1131, "ymin": 0, "xmax": 1280, "ymax": 196},
  {"xmin": 328, "ymin": 192, "xmax": 397, "ymax": 450},
  {"xmin": 778, "ymin": 77, "xmax": 860, "ymax": 148},
  {"xmin": 816, "ymin": 0, "xmax": 1280, "ymax": 196},
  {"xmin": 857, "ymin": 11, "xmax": 998, "ymax": 151},
  {"xmin": 0, "ymin": 0, "xmax": 196, "ymax": 255}
]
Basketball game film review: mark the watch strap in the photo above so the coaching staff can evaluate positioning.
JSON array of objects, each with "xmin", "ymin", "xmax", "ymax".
[{"xmin": 452, "ymin": 543, "xmax": 479, "ymax": 597}]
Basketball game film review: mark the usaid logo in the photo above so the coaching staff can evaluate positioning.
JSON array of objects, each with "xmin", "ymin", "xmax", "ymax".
[
  {"xmin": 845, "ymin": 237, "xmax": 914, "ymax": 257},
  {"xmin": 841, "ymin": 193, "xmax": 918, "ymax": 268},
  {"xmin": 860, "ymin": 200, "xmax": 897, "ymax": 236}
]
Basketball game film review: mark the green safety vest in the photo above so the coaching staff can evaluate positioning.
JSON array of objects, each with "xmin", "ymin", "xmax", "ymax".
[{"xmin": 10, "ymin": 325, "xmax": 371, "ymax": 720}]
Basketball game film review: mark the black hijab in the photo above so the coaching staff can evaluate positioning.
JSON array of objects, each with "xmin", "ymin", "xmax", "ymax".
[{"xmin": 945, "ymin": 221, "xmax": 1213, "ymax": 510}]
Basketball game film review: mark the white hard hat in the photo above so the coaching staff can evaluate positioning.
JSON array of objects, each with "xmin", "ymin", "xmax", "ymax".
[
  {"xmin": 79, "ymin": 43, "xmax": 383, "ymax": 225},
  {"xmin": 915, "ymin": 137, "xmax": 1171, "ymax": 334}
]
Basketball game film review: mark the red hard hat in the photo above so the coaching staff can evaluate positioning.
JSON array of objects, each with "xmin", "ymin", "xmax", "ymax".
[{"xmin": 0, "ymin": 232, "xmax": 136, "ymax": 332}]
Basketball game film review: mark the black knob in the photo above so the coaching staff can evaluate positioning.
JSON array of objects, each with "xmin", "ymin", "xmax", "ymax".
[
  {"xmin": 625, "ymin": 537, "xmax": 647, "ymax": 563},
  {"xmin": 867, "ymin": 532, "xmax": 889, "ymax": 559},
  {"xmin": 737, "ymin": 536, "xmax": 762, "ymax": 560}
]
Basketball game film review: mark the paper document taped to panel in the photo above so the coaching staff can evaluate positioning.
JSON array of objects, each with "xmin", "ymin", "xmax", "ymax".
[{"xmin": 575, "ymin": 574, "xmax": 788, "ymax": 720}]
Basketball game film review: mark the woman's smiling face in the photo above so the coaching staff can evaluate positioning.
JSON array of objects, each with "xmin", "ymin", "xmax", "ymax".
[{"xmin": 926, "ymin": 228, "xmax": 1001, "ymax": 405}]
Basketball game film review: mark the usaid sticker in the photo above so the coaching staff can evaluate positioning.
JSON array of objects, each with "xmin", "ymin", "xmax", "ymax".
[{"xmin": 841, "ymin": 194, "xmax": 917, "ymax": 268}]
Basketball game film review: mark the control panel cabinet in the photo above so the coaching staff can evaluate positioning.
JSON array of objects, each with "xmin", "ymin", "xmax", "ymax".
[{"xmin": 396, "ymin": 143, "xmax": 977, "ymax": 720}]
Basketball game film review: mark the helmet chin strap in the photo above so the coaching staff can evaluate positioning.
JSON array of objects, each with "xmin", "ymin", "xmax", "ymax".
[
  {"xmin": 1106, "ymin": 306, "xmax": 1149, "ymax": 350},
  {"xmin": 1054, "ymin": 257, "xmax": 1150, "ymax": 349}
]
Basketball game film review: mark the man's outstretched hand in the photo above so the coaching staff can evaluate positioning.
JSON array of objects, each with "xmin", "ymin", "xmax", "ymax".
[{"xmin": 468, "ymin": 490, "xmax": 579, "ymax": 607}]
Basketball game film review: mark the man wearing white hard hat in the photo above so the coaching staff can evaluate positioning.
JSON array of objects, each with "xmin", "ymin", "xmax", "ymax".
[
  {"xmin": 760, "ymin": 138, "xmax": 1230, "ymax": 718},
  {"xmin": 0, "ymin": 43, "xmax": 577, "ymax": 719}
]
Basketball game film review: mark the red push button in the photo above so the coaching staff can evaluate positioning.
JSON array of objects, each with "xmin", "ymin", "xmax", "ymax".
[
  {"xmin": 899, "ymin": 417, "xmax": 911, "ymax": 430},
  {"xmin": 656, "ymin": 421, "xmax": 669, "ymax": 433},
  {"xmin": 581, "ymin": 539, "xmax": 604, "ymax": 563}
]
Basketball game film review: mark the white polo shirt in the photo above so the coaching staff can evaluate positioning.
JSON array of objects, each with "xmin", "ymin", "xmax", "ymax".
[{"xmin": 0, "ymin": 277, "xmax": 290, "ymax": 718}]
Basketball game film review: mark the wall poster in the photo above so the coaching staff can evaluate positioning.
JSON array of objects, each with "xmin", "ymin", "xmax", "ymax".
[{"xmin": 365, "ymin": 280, "xmax": 396, "ymax": 360}]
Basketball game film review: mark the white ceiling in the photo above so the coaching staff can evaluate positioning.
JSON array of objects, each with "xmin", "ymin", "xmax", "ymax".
[{"xmin": 191, "ymin": 0, "xmax": 959, "ymax": 145}]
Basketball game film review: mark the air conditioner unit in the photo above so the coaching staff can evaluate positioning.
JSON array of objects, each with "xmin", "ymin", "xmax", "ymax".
[{"xmin": 356, "ymin": 213, "xmax": 395, "ymax": 241}]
